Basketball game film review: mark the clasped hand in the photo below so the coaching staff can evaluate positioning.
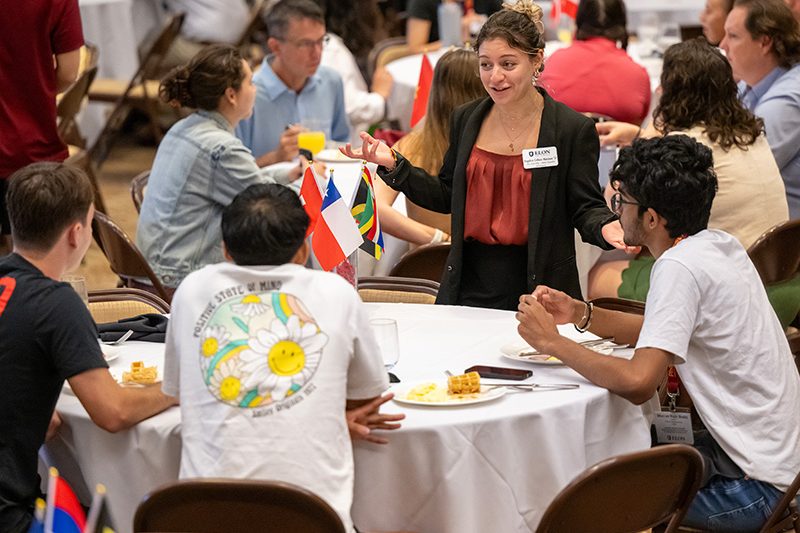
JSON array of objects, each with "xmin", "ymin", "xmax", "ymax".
[{"xmin": 516, "ymin": 286, "xmax": 577, "ymax": 353}]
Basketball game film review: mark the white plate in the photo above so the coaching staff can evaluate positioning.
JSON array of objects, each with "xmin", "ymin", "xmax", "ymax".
[
  {"xmin": 392, "ymin": 382, "xmax": 506, "ymax": 407},
  {"xmin": 500, "ymin": 342, "xmax": 613, "ymax": 365},
  {"xmin": 315, "ymin": 149, "xmax": 359, "ymax": 163}
]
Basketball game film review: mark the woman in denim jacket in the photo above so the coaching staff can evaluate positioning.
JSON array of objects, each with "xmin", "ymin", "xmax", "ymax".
[{"xmin": 136, "ymin": 45, "xmax": 300, "ymax": 291}]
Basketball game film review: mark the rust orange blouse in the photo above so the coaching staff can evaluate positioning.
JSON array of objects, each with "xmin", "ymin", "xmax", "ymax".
[{"xmin": 464, "ymin": 146, "xmax": 531, "ymax": 245}]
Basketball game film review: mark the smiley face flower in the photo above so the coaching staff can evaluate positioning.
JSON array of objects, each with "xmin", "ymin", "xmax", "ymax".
[
  {"xmin": 209, "ymin": 358, "xmax": 245, "ymax": 404},
  {"xmin": 201, "ymin": 325, "xmax": 231, "ymax": 357},
  {"xmin": 238, "ymin": 315, "xmax": 327, "ymax": 400}
]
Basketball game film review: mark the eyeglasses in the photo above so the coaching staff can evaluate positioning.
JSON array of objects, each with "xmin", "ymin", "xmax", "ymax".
[
  {"xmin": 281, "ymin": 34, "xmax": 330, "ymax": 50},
  {"xmin": 610, "ymin": 192, "xmax": 640, "ymax": 215}
]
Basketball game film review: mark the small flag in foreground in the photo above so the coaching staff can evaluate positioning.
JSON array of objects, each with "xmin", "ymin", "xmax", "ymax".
[
  {"xmin": 45, "ymin": 468, "xmax": 86, "ymax": 533},
  {"xmin": 550, "ymin": 0, "xmax": 578, "ymax": 20},
  {"xmin": 351, "ymin": 164, "xmax": 384, "ymax": 259},
  {"xmin": 410, "ymin": 54, "xmax": 433, "ymax": 129},
  {"xmin": 26, "ymin": 498, "xmax": 45, "ymax": 533},
  {"xmin": 311, "ymin": 177, "xmax": 362, "ymax": 271},
  {"xmin": 299, "ymin": 166, "xmax": 323, "ymax": 238},
  {"xmin": 84, "ymin": 484, "xmax": 117, "ymax": 533}
]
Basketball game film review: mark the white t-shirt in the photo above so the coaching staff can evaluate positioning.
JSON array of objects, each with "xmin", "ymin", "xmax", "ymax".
[
  {"xmin": 163, "ymin": 262, "xmax": 389, "ymax": 531},
  {"xmin": 637, "ymin": 229, "xmax": 800, "ymax": 491},
  {"xmin": 165, "ymin": 0, "xmax": 250, "ymax": 44}
]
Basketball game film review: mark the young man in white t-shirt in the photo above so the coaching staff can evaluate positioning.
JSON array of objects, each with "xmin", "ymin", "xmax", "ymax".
[
  {"xmin": 163, "ymin": 183, "xmax": 398, "ymax": 531},
  {"xmin": 515, "ymin": 135, "xmax": 800, "ymax": 532}
]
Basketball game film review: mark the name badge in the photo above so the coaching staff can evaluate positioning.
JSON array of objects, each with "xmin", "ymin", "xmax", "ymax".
[
  {"xmin": 653, "ymin": 409, "xmax": 694, "ymax": 444},
  {"xmin": 522, "ymin": 146, "xmax": 558, "ymax": 169}
]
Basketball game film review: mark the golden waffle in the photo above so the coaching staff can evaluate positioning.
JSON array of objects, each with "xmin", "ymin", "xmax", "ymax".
[
  {"xmin": 447, "ymin": 371, "xmax": 481, "ymax": 395},
  {"xmin": 122, "ymin": 361, "xmax": 158, "ymax": 385}
]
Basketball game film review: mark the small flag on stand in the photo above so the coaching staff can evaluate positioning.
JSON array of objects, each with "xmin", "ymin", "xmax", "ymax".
[
  {"xmin": 299, "ymin": 166, "xmax": 323, "ymax": 238},
  {"xmin": 44, "ymin": 468, "xmax": 85, "ymax": 533},
  {"xmin": 311, "ymin": 174, "xmax": 362, "ymax": 271},
  {"xmin": 410, "ymin": 54, "xmax": 434, "ymax": 129},
  {"xmin": 26, "ymin": 498, "xmax": 45, "ymax": 533},
  {"xmin": 84, "ymin": 484, "xmax": 117, "ymax": 533},
  {"xmin": 350, "ymin": 163, "xmax": 384, "ymax": 260}
]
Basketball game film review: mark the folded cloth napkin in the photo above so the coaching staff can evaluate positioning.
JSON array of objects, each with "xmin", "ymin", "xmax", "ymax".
[{"xmin": 97, "ymin": 314, "xmax": 168, "ymax": 343}]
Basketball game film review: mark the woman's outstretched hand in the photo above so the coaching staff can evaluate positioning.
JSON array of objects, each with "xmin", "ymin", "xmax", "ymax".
[
  {"xmin": 339, "ymin": 131, "xmax": 396, "ymax": 170},
  {"xmin": 602, "ymin": 220, "xmax": 641, "ymax": 254}
]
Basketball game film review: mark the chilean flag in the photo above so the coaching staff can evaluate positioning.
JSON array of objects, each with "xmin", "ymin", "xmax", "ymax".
[
  {"xmin": 45, "ymin": 468, "xmax": 86, "ymax": 533},
  {"xmin": 311, "ymin": 177, "xmax": 362, "ymax": 271}
]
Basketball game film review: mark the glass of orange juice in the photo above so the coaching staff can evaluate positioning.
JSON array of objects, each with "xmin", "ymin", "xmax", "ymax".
[{"xmin": 297, "ymin": 120, "xmax": 326, "ymax": 155}]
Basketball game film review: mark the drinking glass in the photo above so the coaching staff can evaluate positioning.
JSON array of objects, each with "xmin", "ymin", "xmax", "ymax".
[
  {"xmin": 370, "ymin": 318, "xmax": 400, "ymax": 381},
  {"xmin": 62, "ymin": 274, "xmax": 89, "ymax": 307},
  {"xmin": 298, "ymin": 119, "xmax": 326, "ymax": 155}
]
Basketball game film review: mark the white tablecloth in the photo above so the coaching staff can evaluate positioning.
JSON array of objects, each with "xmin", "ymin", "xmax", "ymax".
[{"xmin": 48, "ymin": 303, "xmax": 651, "ymax": 533}]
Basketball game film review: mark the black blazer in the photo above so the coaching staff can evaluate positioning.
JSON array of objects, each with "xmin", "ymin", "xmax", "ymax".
[{"xmin": 380, "ymin": 90, "xmax": 617, "ymax": 304}]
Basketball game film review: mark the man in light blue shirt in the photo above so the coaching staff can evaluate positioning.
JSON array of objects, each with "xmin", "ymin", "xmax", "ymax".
[
  {"xmin": 235, "ymin": 0, "xmax": 350, "ymax": 167},
  {"xmin": 721, "ymin": 0, "xmax": 800, "ymax": 218}
]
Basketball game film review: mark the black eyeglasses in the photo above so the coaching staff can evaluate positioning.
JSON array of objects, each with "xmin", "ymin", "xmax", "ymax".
[{"xmin": 610, "ymin": 192, "xmax": 640, "ymax": 215}]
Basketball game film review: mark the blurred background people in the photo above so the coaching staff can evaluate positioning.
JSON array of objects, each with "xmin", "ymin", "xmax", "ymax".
[
  {"xmin": 700, "ymin": 0, "xmax": 734, "ymax": 45},
  {"xmin": 137, "ymin": 45, "xmax": 297, "ymax": 293},
  {"xmin": 539, "ymin": 0, "xmax": 650, "ymax": 124},
  {"xmin": 590, "ymin": 39, "xmax": 789, "ymax": 303},
  {"xmin": 0, "ymin": 0, "xmax": 83, "ymax": 254},
  {"xmin": 406, "ymin": 0, "xmax": 504, "ymax": 52},
  {"xmin": 721, "ymin": 0, "xmax": 800, "ymax": 218},
  {"xmin": 315, "ymin": 0, "xmax": 395, "ymax": 142},
  {"xmin": 236, "ymin": 0, "xmax": 349, "ymax": 166},
  {"xmin": 375, "ymin": 48, "xmax": 486, "ymax": 248}
]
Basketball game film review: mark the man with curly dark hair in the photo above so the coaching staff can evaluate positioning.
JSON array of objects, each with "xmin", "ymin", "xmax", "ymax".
[
  {"xmin": 721, "ymin": 0, "xmax": 800, "ymax": 218},
  {"xmin": 517, "ymin": 135, "xmax": 800, "ymax": 532}
]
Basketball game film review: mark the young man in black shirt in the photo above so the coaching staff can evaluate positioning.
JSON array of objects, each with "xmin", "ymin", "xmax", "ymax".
[{"xmin": 0, "ymin": 163, "xmax": 178, "ymax": 533}]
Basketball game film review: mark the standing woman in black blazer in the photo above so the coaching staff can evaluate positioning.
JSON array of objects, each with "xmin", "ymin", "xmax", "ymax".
[{"xmin": 342, "ymin": 0, "xmax": 630, "ymax": 310}]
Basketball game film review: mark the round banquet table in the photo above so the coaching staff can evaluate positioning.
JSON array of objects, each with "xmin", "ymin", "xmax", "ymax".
[{"xmin": 46, "ymin": 303, "xmax": 652, "ymax": 533}]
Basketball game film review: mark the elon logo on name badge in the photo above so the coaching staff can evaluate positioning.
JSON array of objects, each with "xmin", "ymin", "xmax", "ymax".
[{"xmin": 522, "ymin": 147, "xmax": 559, "ymax": 169}]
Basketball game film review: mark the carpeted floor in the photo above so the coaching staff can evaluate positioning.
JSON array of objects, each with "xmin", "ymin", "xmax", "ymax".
[{"xmin": 75, "ymin": 139, "xmax": 156, "ymax": 290}]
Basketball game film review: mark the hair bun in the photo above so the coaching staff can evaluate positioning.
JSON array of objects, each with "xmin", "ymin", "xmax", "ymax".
[
  {"xmin": 160, "ymin": 66, "xmax": 195, "ymax": 108},
  {"xmin": 503, "ymin": 0, "xmax": 545, "ymax": 35}
]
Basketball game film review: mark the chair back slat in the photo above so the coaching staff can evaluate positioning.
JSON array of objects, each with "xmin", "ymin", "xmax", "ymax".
[
  {"xmin": 536, "ymin": 444, "xmax": 704, "ymax": 533},
  {"xmin": 133, "ymin": 479, "xmax": 346, "ymax": 533},
  {"xmin": 388, "ymin": 242, "xmax": 450, "ymax": 283}
]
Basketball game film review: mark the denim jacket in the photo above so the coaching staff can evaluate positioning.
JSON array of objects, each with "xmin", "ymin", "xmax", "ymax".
[{"xmin": 136, "ymin": 110, "xmax": 292, "ymax": 288}]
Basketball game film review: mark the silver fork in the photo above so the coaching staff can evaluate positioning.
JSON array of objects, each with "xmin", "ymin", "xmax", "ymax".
[{"xmin": 101, "ymin": 329, "xmax": 134, "ymax": 345}]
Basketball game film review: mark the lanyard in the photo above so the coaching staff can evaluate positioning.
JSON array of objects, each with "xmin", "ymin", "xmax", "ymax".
[{"xmin": 666, "ymin": 366, "xmax": 680, "ymax": 411}]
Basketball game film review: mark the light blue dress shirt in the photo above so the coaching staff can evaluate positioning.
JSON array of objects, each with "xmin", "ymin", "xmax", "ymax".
[
  {"xmin": 739, "ymin": 64, "xmax": 800, "ymax": 219},
  {"xmin": 136, "ymin": 110, "xmax": 292, "ymax": 288},
  {"xmin": 235, "ymin": 57, "xmax": 351, "ymax": 159}
]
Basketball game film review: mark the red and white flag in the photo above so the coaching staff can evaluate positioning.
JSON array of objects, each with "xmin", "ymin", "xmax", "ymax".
[
  {"xmin": 311, "ymin": 177, "xmax": 362, "ymax": 271},
  {"xmin": 299, "ymin": 166, "xmax": 323, "ymax": 238}
]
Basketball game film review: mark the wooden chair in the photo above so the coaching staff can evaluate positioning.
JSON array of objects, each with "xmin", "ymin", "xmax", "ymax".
[
  {"xmin": 130, "ymin": 170, "xmax": 149, "ymax": 213},
  {"xmin": 358, "ymin": 276, "xmax": 439, "ymax": 304},
  {"xmin": 760, "ymin": 468, "xmax": 800, "ymax": 533},
  {"xmin": 64, "ymin": 148, "xmax": 107, "ymax": 214},
  {"xmin": 388, "ymin": 242, "xmax": 450, "ymax": 283},
  {"xmin": 748, "ymin": 219, "xmax": 800, "ymax": 331},
  {"xmin": 133, "ymin": 478, "xmax": 346, "ymax": 533},
  {"xmin": 92, "ymin": 211, "xmax": 172, "ymax": 303},
  {"xmin": 536, "ymin": 444, "xmax": 704, "ymax": 533},
  {"xmin": 590, "ymin": 297, "xmax": 646, "ymax": 315},
  {"xmin": 237, "ymin": 0, "xmax": 266, "ymax": 50},
  {"xmin": 88, "ymin": 13, "xmax": 185, "ymax": 165},
  {"xmin": 366, "ymin": 36, "xmax": 411, "ymax": 81},
  {"xmin": 57, "ymin": 65, "xmax": 98, "ymax": 149},
  {"xmin": 88, "ymin": 288, "xmax": 169, "ymax": 323}
]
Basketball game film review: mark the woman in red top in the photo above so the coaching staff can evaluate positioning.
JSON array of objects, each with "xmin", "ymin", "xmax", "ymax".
[
  {"xmin": 343, "ymin": 0, "xmax": 630, "ymax": 310},
  {"xmin": 538, "ymin": 0, "xmax": 651, "ymax": 125}
]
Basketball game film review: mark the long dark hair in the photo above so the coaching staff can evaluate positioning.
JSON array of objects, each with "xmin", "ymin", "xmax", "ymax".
[
  {"xmin": 160, "ymin": 45, "xmax": 245, "ymax": 110},
  {"xmin": 655, "ymin": 38, "xmax": 763, "ymax": 150},
  {"xmin": 575, "ymin": 0, "xmax": 629, "ymax": 49},
  {"xmin": 312, "ymin": 0, "xmax": 383, "ymax": 60}
]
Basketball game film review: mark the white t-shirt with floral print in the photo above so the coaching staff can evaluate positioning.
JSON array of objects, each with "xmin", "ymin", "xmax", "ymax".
[{"xmin": 163, "ymin": 262, "xmax": 388, "ymax": 531}]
